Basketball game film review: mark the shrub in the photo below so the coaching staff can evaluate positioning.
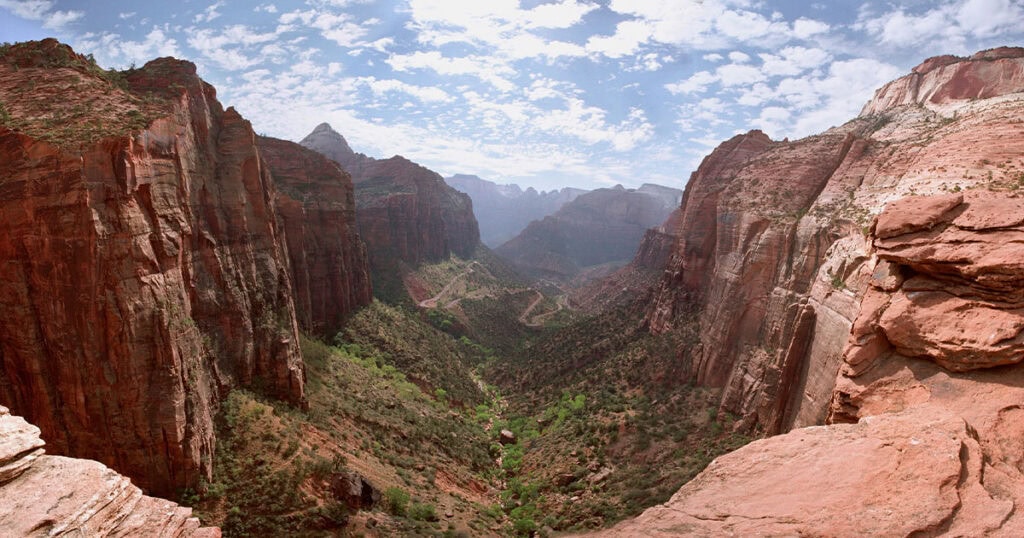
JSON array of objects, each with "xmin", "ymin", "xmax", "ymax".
[
  {"xmin": 384, "ymin": 487, "xmax": 410, "ymax": 516},
  {"xmin": 409, "ymin": 502, "xmax": 439, "ymax": 521}
]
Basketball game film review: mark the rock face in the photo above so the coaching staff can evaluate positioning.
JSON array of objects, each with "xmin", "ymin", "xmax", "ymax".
[
  {"xmin": 0, "ymin": 405, "xmax": 220, "ymax": 537},
  {"xmin": 445, "ymin": 173, "xmax": 585, "ymax": 247},
  {"xmin": 600, "ymin": 191, "xmax": 1024, "ymax": 537},
  {"xmin": 642, "ymin": 46, "xmax": 1024, "ymax": 435},
  {"xmin": 495, "ymin": 184, "xmax": 681, "ymax": 281},
  {"xmin": 589, "ymin": 403, "xmax": 1013, "ymax": 537},
  {"xmin": 862, "ymin": 46, "xmax": 1024, "ymax": 115},
  {"xmin": 593, "ymin": 46, "xmax": 1024, "ymax": 537},
  {"xmin": 258, "ymin": 136, "xmax": 372, "ymax": 336},
  {"xmin": 300, "ymin": 123, "xmax": 480, "ymax": 271},
  {"xmin": 0, "ymin": 41, "xmax": 362, "ymax": 497}
]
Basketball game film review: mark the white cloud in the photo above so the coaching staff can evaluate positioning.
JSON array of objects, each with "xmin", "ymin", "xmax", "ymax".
[
  {"xmin": 855, "ymin": 0, "xmax": 1024, "ymax": 50},
  {"xmin": 703, "ymin": 53, "xmax": 724, "ymax": 62},
  {"xmin": 74, "ymin": 26, "xmax": 182, "ymax": 68},
  {"xmin": 193, "ymin": 1, "xmax": 223, "ymax": 24},
  {"xmin": 256, "ymin": 3, "xmax": 278, "ymax": 14},
  {"xmin": 792, "ymin": 17, "xmax": 829, "ymax": 39},
  {"xmin": 728, "ymin": 51, "xmax": 750, "ymax": 63},
  {"xmin": 716, "ymin": 63, "xmax": 765, "ymax": 86},
  {"xmin": 0, "ymin": 0, "xmax": 83, "ymax": 30},
  {"xmin": 406, "ymin": 0, "xmax": 596, "ymax": 60},
  {"xmin": 359, "ymin": 77, "xmax": 453, "ymax": 103},
  {"xmin": 386, "ymin": 50, "xmax": 517, "ymax": 92},
  {"xmin": 665, "ymin": 70, "xmax": 717, "ymax": 94},
  {"xmin": 279, "ymin": 9, "xmax": 372, "ymax": 48},
  {"xmin": 184, "ymin": 24, "xmax": 286, "ymax": 70},
  {"xmin": 119, "ymin": 12, "xmax": 136, "ymax": 20}
]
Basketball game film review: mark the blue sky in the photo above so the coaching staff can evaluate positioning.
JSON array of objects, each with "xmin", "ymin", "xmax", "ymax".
[{"xmin": 2, "ymin": 1, "xmax": 1023, "ymax": 191}]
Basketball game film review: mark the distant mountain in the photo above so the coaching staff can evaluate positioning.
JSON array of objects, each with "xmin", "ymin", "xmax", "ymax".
[
  {"xmin": 301, "ymin": 124, "xmax": 480, "ymax": 301},
  {"xmin": 494, "ymin": 184, "xmax": 682, "ymax": 281},
  {"xmin": 446, "ymin": 173, "xmax": 586, "ymax": 247}
]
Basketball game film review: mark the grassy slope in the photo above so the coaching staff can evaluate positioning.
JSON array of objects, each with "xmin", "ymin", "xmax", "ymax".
[{"xmin": 187, "ymin": 311, "xmax": 516, "ymax": 537}]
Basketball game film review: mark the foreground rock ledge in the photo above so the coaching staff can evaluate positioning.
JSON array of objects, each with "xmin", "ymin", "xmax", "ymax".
[
  {"xmin": 0, "ymin": 406, "xmax": 219, "ymax": 537},
  {"xmin": 583, "ymin": 404, "xmax": 1009, "ymax": 537}
]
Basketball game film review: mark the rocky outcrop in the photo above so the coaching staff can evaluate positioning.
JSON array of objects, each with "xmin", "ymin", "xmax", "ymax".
[
  {"xmin": 495, "ymin": 184, "xmax": 681, "ymax": 281},
  {"xmin": 258, "ymin": 136, "xmax": 372, "ymax": 336},
  {"xmin": 862, "ymin": 46, "xmax": 1024, "ymax": 115},
  {"xmin": 0, "ymin": 41, "xmax": 315, "ymax": 496},
  {"xmin": 445, "ymin": 173, "xmax": 585, "ymax": 247},
  {"xmin": 599, "ymin": 191, "xmax": 1024, "ymax": 536},
  {"xmin": 588, "ymin": 403, "xmax": 1015, "ymax": 537},
  {"xmin": 300, "ymin": 124, "xmax": 480, "ymax": 271},
  {"xmin": 641, "ymin": 46, "xmax": 1024, "ymax": 435},
  {"xmin": 595, "ymin": 47, "xmax": 1024, "ymax": 536},
  {"xmin": 0, "ymin": 405, "xmax": 220, "ymax": 537}
]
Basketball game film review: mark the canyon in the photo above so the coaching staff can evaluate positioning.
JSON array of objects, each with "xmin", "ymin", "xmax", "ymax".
[
  {"xmin": 0, "ymin": 40, "xmax": 370, "ymax": 499},
  {"xmin": 589, "ymin": 46, "xmax": 1024, "ymax": 535},
  {"xmin": 2, "ymin": 36, "xmax": 1024, "ymax": 537},
  {"xmin": 445, "ymin": 173, "xmax": 585, "ymax": 247},
  {"xmin": 495, "ymin": 183, "xmax": 681, "ymax": 282}
]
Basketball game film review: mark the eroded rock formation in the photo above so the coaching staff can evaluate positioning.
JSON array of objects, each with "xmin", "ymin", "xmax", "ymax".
[
  {"xmin": 0, "ymin": 405, "xmax": 220, "ymax": 536},
  {"xmin": 597, "ymin": 191, "xmax": 1024, "ymax": 536},
  {"xmin": 258, "ymin": 136, "xmax": 372, "ymax": 336},
  {"xmin": 300, "ymin": 123, "xmax": 480, "ymax": 271},
  {"xmin": 0, "ymin": 41, "xmax": 365, "ymax": 497},
  {"xmin": 643, "ymin": 47, "xmax": 1024, "ymax": 434}
]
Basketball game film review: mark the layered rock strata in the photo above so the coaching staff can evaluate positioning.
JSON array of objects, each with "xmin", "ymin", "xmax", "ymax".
[
  {"xmin": 258, "ymin": 136, "xmax": 372, "ymax": 336},
  {"xmin": 300, "ymin": 123, "xmax": 479, "ymax": 269},
  {"xmin": 594, "ymin": 190, "xmax": 1024, "ymax": 536},
  {"xmin": 0, "ymin": 41, "xmax": 363, "ymax": 496},
  {"xmin": 0, "ymin": 405, "xmax": 220, "ymax": 537},
  {"xmin": 643, "ymin": 47, "xmax": 1024, "ymax": 434}
]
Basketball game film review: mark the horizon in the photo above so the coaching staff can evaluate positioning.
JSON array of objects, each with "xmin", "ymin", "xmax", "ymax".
[{"xmin": 2, "ymin": 0, "xmax": 1022, "ymax": 191}]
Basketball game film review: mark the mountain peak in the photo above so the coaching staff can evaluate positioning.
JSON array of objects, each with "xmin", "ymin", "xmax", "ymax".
[{"xmin": 299, "ymin": 122, "xmax": 355, "ymax": 165}]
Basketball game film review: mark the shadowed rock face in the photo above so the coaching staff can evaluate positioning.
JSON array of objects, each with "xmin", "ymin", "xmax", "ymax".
[
  {"xmin": 257, "ymin": 136, "xmax": 372, "ymax": 337},
  {"xmin": 0, "ymin": 405, "xmax": 221, "ymax": 537},
  {"xmin": 445, "ymin": 174, "xmax": 586, "ymax": 247},
  {"xmin": 0, "ymin": 41, "xmax": 354, "ymax": 497},
  {"xmin": 494, "ymin": 184, "xmax": 681, "ymax": 281},
  {"xmin": 300, "ymin": 124, "xmax": 480, "ymax": 272}
]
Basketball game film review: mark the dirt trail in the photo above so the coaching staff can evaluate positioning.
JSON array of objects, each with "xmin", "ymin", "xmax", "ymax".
[
  {"xmin": 516, "ymin": 291, "xmax": 544, "ymax": 324},
  {"xmin": 418, "ymin": 262, "xmax": 480, "ymax": 308},
  {"xmin": 526, "ymin": 295, "xmax": 565, "ymax": 326}
]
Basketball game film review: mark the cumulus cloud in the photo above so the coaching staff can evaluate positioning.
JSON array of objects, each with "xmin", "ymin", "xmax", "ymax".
[
  {"xmin": 74, "ymin": 26, "xmax": 182, "ymax": 68},
  {"xmin": 856, "ymin": 0, "xmax": 1024, "ymax": 51},
  {"xmin": 0, "ymin": 0, "xmax": 83, "ymax": 30}
]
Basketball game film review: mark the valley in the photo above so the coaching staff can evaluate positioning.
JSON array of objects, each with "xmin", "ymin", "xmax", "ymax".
[{"xmin": 3, "ymin": 31, "xmax": 1024, "ymax": 538}]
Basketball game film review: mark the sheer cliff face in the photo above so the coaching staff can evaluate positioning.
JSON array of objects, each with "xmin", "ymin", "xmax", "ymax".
[
  {"xmin": 257, "ymin": 136, "xmax": 372, "ymax": 336},
  {"xmin": 592, "ymin": 45, "xmax": 1024, "ymax": 538},
  {"xmin": 643, "ymin": 47, "xmax": 1024, "ymax": 435},
  {"xmin": 495, "ymin": 185, "xmax": 682, "ymax": 281},
  {"xmin": 300, "ymin": 124, "xmax": 480, "ymax": 270},
  {"xmin": 0, "ymin": 41, "xmax": 364, "ymax": 496}
]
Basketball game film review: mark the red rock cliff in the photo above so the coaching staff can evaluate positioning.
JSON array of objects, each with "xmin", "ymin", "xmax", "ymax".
[
  {"xmin": 257, "ymin": 136, "xmax": 372, "ymax": 336},
  {"xmin": 0, "ymin": 40, "xmax": 308, "ymax": 496},
  {"xmin": 643, "ymin": 47, "xmax": 1024, "ymax": 434},
  {"xmin": 300, "ymin": 123, "xmax": 480, "ymax": 270},
  {"xmin": 588, "ymin": 45, "xmax": 1024, "ymax": 537}
]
